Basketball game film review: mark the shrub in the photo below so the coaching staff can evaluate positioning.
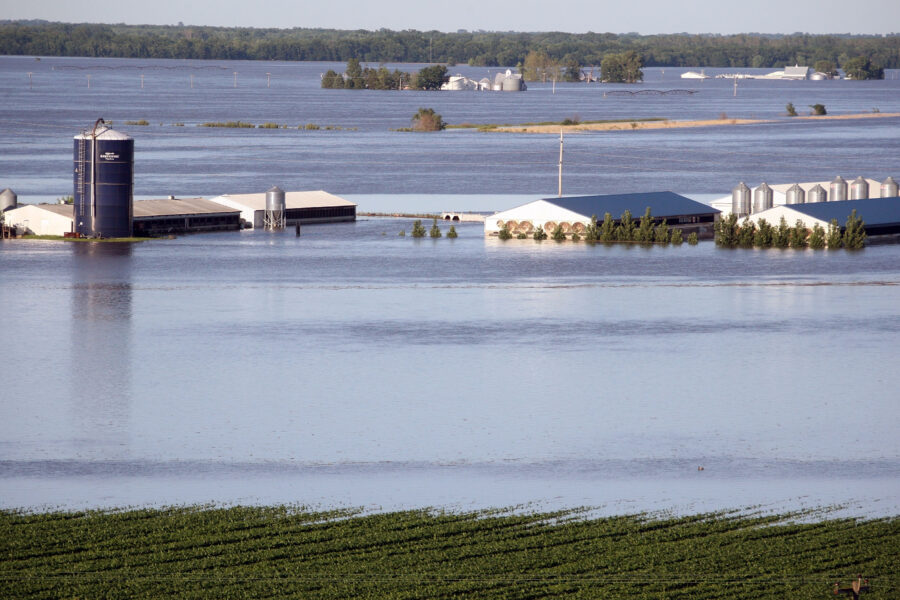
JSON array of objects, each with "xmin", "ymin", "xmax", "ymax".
[
  {"xmin": 808, "ymin": 223, "xmax": 826, "ymax": 249},
  {"xmin": 786, "ymin": 102, "xmax": 797, "ymax": 117},
  {"xmin": 429, "ymin": 217, "xmax": 442, "ymax": 238},
  {"xmin": 498, "ymin": 223, "xmax": 512, "ymax": 240},
  {"xmin": 411, "ymin": 220, "xmax": 426, "ymax": 238},
  {"xmin": 259, "ymin": 122, "xmax": 280, "ymax": 129},
  {"xmin": 551, "ymin": 223, "xmax": 565, "ymax": 241},
  {"xmin": 687, "ymin": 232, "xmax": 699, "ymax": 245},
  {"xmin": 654, "ymin": 219, "xmax": 669, "ymax": 243},
  {"xmin": 670, "ymin": 229, "xmax": 684, "ymax": 245},
  {"xmin": 447, "ymin": 225, "xmax": 458, "ymax": 238},
  {"xmin": 533, "ymin": 225, "xmax": 547, "ymax": 240},
  {"xmin": 516, "ymin": 232, "xmax": 527, "ymax": 239},
  {"xmin": 584, "ymin": 215, "xmax": 599, "ymax": 242},
  {"xmin": 200, "ymin": 121, "xmax": 255, "ymax": 128},
  {"xmin": 570, "ymin": 231, "xmax": 580, "ymax": 241},
  {"xmin": 124, "ymin": 119, "xmax": 150, "ymax": 126},
  {"xmin": 411, "ymin": 107, "xmax": 446, "ymax": 132},
  {"xmin": 303, "ymin": 123, "xmax": 320, "ymax": 130},
  {"xmin": 810, "ymin": 103, "xmax": 827, "ymax": 116}
]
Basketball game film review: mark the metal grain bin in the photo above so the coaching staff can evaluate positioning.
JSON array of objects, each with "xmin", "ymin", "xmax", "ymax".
[
  {"xmin": 808, "ymin": 184, "xmax": 827, "ymax": 203},
  {"xmin": 752, "ymin": 183, "xmax": 773, "ymax": 213},
  {"xmin": 73, "ymin": 120, "xmax": 133, "ymax": 238},
  {"xmin": 829, "ymin": 176, "xmax": 848, "ymax": 202},
  {"xmin": 0, "ymin": 188, "xmax": 16, "ymax": 212},
  {"xmin": 265, "ymin": 186, "xmax": 285, "ymax": 212},
  {"xmin": 880, "ymin": 176, "xmax": 899, "ymax": 198},
  {"xmin": 850, "ymin": 176, "xmax": 869, "ymax": 200},
  {"xmin": 731, "ymin": 182, "xmax": 751, "ymax": 217},
  {"xmin": 785, "ymin": 183, "xmax": 806, "ymax": 205}
]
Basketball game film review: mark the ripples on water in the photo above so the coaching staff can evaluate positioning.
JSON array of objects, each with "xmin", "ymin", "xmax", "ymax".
[{"xmin": 1, "ymin": 220, "xmax": 899, "ymax": 515}]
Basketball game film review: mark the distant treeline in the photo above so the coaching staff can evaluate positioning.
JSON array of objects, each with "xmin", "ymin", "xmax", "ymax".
[{"xmin": 1, "ymin": 21, "xmax": 898, "ymax": 69}]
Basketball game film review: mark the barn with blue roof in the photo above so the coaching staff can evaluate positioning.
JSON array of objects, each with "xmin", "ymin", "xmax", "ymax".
[
  {"xmin": 745, "ymin": 196, "xmax": 900, "ymax": 241},
  {"xmin": 485, "ymin": 192, "xmax": 720, "ymax": 239}
]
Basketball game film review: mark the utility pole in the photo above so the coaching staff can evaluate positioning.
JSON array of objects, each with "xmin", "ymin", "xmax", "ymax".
[
  {"xmin": 233, "ymin": 71, "xmax": 238, "ymax": 88},
  {"xmin": 27, "ymin": 72, "xmax": 33, "ymax": 90},
  {"xmin": 190, "ymin": 74, "xmax": 194, "ymax": 89},
  {"xmin": 140, "ymin": 73, "xmax": 144, "ymax": 89},
  {"xmin": 266, "ymin": 72, "xmax": 271, "ymax": 88},
  {"xmin": 86, "ymin": 74, "xmax": 91, "ymax": 89},
  {"xmin": 733, "ymin": 76, "xmax": 738, "ymax": 97},
  {"xmin": 558, "ymin": 130, "xmax": 564, "ymax": 197}
]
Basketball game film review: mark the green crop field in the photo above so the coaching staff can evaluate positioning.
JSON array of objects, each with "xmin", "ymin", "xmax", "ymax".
[{"xmin": 1, "ymin": 506, "xmax": 897, "ymax": 599}]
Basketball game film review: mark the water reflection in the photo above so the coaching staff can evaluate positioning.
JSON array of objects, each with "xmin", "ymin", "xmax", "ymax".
[{"xmin": 68, "ymin": 242, "xmax": 134, "ymax": 458}]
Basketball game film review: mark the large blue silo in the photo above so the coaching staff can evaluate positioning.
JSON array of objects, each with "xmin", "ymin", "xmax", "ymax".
[{"xmin": 73, "ymin": 119, "xmax": 134, "ymax": 238}]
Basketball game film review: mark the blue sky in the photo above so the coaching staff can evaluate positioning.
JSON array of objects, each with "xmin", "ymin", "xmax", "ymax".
[{"xmin": 3, "ymin": 0, "xmax": 899, "ymax": 34}]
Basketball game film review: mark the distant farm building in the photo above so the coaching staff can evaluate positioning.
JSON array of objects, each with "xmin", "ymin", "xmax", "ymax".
[
  {"xmin": 485, "ymin": 192, "xmax": 720, "ymax": 238},
  {"xmin": 209, "ymin": 191, "xmax": 356, "ymax": 229},
  {"xmin": 744, "ymin": 196, "xmax": 900, "ymax": 241}
]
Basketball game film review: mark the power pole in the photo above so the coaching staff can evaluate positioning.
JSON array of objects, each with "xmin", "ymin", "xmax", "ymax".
[{"xmin": 558, "ymin": 130, "xmax": 564, "ymax": 197}]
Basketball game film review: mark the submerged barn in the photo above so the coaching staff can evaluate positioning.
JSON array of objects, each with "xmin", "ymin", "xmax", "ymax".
[
  {"xmin": 208, "ymin": 191, "xmax": 356, "ymax": 229},
  {"xmin": 745, "ymin": 196, "xmax": 900, "ymax": 240},
  {"xmin": 485, "ymin": 192, "xmax": 719, "ymax": 238}
]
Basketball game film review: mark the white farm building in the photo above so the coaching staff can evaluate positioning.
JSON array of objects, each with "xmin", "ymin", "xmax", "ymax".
[
  {"xmin": 209, "ymin": 190, "xmax": 356, "ymax": 229},
  {"xmin": 486, "ymin": 192, "xmax": 720, "ymax": 238}
]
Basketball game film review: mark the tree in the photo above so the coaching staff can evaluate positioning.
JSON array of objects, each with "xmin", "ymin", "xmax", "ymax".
[
  {"xmin": 601, "ymin": 50, "xmax": 643, "ymax": 83},
  {"xmin": 826, "ymin": 219, "xmax": 842, "ymax": 249},
  {"xmin": 417, "ymin": 64, "xmax": 447, "ymax": 90},
  {"xmin": 785, "ymin": 102, "xmax": 797, "ymax": 117},
  {"xmin": 411, "ymin": 107, "xmax": 446, "ymax": 131},
  {"xmin": 687, "ymin": 232, "xmax": 699, "ymax": 245},
  {"xmin": 754, "ymin": 218, "xmax": 774, "ymax": 247},
  {"xmin": 617, "ymin": 210, "xmax": 636, "ymax": 241},
  {"xmin": 599, "ymin": 213, "xmax": 615, "ymax": 242},
  {"xmin": 411, "ymin": 219, "xmax": 426, "ymax": 237},
  {"xmin": 809, "ymin": 103, "xmax": 827, "ymax": 116},
  {"xmin": 522, "ymin": 50, "xmax": 560, "ymax": 82},
  {"xmin": 670, "ymin": 228, "xmax": 684, "ymax": 245},
  {"xmin": 813, "ymin": 59, "xmax": 838, "ymax": 77},
  {"xmin": 636, "ymin": 207, "xmax": 654, "ymax": 243},
  {"xmin": 344, "ymin": 58, "xmax": 363, "ymax": 88},
  {"xmin": 714, "ymin": 213, "xmax": 739, "ymax": 247},
  {"xmin": 321, "ymin": 69, "xmax": 344, "ymax": 88},
  {"xmin": 738, "ymin": 221, "xmax": 755, "ymax": 247},
  {"xmin": 584, "ymin": 215, "xmax": 599, "ymax": 242},
  {"xmin": 808, "ymin": 223, "xmax": 826, "ymax": 249},
  {"xmin": 498, "ymin": 222, "xmax": 512, "ymax": 240},
  {"xmin": 429, "ymin": 217, "xmax": 442, "ymax": 238},
  {"xmin": 789, "ymin": 220, "xmax": 808, "ymax": 248},
  {"xmin": 842, "ymin": 56, "xmax": 884, "ymax": 80},
  {"xmin": 843, "ymin": 210, "xmax": 866, "ymax": 249},
  {"xmin": 773, "ymin": 216, "xmax": 791, "ymax": 248},
  {"xmin": 532, "ymin": 225, "xmax": 547, "ymax": 240}
]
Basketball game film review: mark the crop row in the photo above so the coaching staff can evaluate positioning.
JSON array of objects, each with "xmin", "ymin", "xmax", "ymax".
[{"xmin": 1, "ymin": 507, "xmax": 897, "ymax": 599}]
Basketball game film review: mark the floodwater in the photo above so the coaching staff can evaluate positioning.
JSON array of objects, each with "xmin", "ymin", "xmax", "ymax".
[
  {"xmin": 1, "ymin": 221, "xmax": 899, "ymax": 515},
  {"xmin": 0, "ymin": 55, "xmax": 899, "ymax": 515}
]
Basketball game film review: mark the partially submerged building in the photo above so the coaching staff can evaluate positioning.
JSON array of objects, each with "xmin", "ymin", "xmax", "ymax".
[
  {"xmin": 744, "ymin": 196, "xmax": 900, "ymax": 240},
  {"xmin": 485, "ymin": 192, "xmax": 720, "ymax": 238},
  {"xmin": 712, "ymin": 178, "xmax": 886, "ymax": 217},
  {"xmin": 209, "ymin": 190, "xmax": 356, "ymax": 229},
  {"xmin": 4, "ymin": 198, "xmax": 241, "ymax": 237}
]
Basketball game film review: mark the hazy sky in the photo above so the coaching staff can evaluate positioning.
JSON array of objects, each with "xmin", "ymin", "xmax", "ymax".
[{"xmin": 3, "ymin": 0, "xmax": 899, "ymax": 34}]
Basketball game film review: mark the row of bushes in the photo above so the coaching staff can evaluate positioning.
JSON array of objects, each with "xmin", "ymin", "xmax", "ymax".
[
  {"xmin": 399, "ymin": 218, "xmax": 458, "ymax": 239},
  {"xmin": 198, "ymin": 121, "xmax": 354, "ymax": 130},
  {"xmin": 499, "ymin": 209, "xmax": 699, "ymax": 245},
  {"xmin": 715, "ymin": 212, "xmax": 866, "ymax": 249}
]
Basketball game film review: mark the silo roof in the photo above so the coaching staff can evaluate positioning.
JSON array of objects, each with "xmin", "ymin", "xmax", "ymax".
[
  {"xmin": 74, "ymin": 127, "xmax": 132, "ymax": 140},
  {"xmin": 543, "ymin": 191, "xmax": 720, "ymax": 219}
]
